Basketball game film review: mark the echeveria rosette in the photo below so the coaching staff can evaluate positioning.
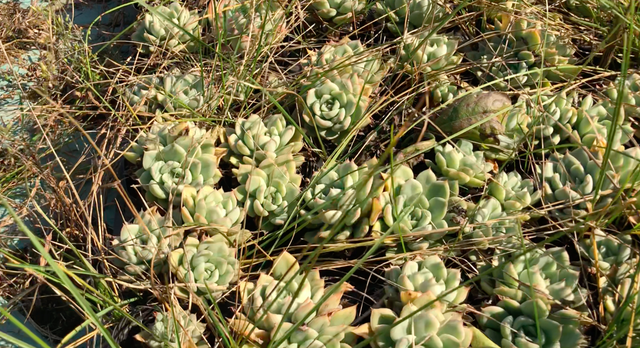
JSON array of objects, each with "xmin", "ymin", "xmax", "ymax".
[
  {"xmin": 369, "ymin": 291, "xmax": 474, "ymax": 348},
  {"xmin": 305, "ymin": 39, "xmax": 388, "ymax": 87},
  {"xmin": 225, "ymin": 114, "xmax": 304, "ymax": 167},
  {"xmin": 384, "ymin": 256, "xmax": 469, "ymax": 314},
  {"xmin": 537, "ymin": 148, "xmax": 617, "ymax": 218},
  {"xmin": 579, "ymin": 229, "xmax": 633, "ymax": 273},
  {"xmin": 136, "ymin": 306, "xmax": 208, "ymax": 348},
  {"xmin": 233, "ymin": 154, "xmax": 302, "ymax": 230},
  {"xmin": 125, "ymin": 72, "xmax": 204, "ymax": 115},
  {"xmin": 427, "ymin": 140, "xmax": 493, "ymax": 188},
  {"xmin": 309, "ymin": 0, "xmax": 366, "ymax": 26},
  {"xmin": 232, "ymin": 251, "xmax": 355, "ymax": 335},
  {"xmin": 112, "ymin": 207, "xmax": 182, "ymax": 276},
  {"xmin": 430, "ymin": 77, "xmax": 469, "ymax": 106},
  {"xmin": 210, "ymin": 0, "xmax": 287, "ymax": 53},
  {"xmin": 464, "ymin": 197, "xmax": 521, "ymax": 250},
  {"xmin": 131, "ymin": 1, "xmax": 201, "ymax": 54},
  {"xmin": 125, "ymin": 121, "xmax": 226, "ymax": 207},
  {"xmin": 169, "ymin": 234, "xmax": 239, "ymax": 299},
  {"xmin": 398, "ymin": 32, "xmax": 462, "ymax": 74},
  {"xmin": 373, "ymin": 0, "xmax": 447, "ymax": 35},
  {"xmin": 488, "ymin": 172, "xmax": 541, "ymax": 212},
  {"xmin": 600, "ymin": 265, "xmax": 640, "ymax": 345},
  {"xmin": 604, "ymin": 73, "xmax": 640, "ymax": 118},
  {"xmin": 302, "ymin": 159, "xmax": 385, "ymax": 242},
  {"xmin": 180, "ymin": 185, "xmax": 247, "ymax": 242},
  {"xmin": 372, "ymin": 168, "xmax": 455, "ymax": 250},
  {"xmin": 300, "ymin": 73, "xmax": 372, "ymax": 142},
  {"xmin": 477, "ymin": 298, "xmax": 586, "ymax": 348},
  {"xmin": 479, "ymin": 246, "xmax": 587, "ymax": 308},
  {"xmin": 528, "ymin": 91, "xmax": 578, "ymax": 148}
]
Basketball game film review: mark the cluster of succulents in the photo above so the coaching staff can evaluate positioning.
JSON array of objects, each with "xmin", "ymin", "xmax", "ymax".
[
  {"xmin": 488, "ymin": 172, "xmax": 540, "ymax": 212},
  {"xmin": 373, "ymin": 0, "xmax": 447, "ymax": 35},
  {"xmin": 427, "ymin": 139, "xmax": 493, "ymax": 188},
  {"xmin": 125, "ymin": 71, "xmax": 205, "ymax": 115},
  {"xmin": 131, "ymin": 1, "xmax": 201, "ymax": 54},
  {"xmin": 463, "ymin": 197, "xmax": 521, "ymax": 250},
  {"xmin": 308, "ymin": 0, "xmax": 366, "ymax": 26},
  {"xmin": 298, "ymin": 39, "xmax": 386, "ymax": 142},
  {"xmin": 124, "ymin": 120, "xmax": 226, "ymax": 207}
]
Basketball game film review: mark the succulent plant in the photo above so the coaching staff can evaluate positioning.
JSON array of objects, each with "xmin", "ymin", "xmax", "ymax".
[
  {"xmin": 484, "ymin": 98, "xmax": 532, "ymax": 160},
  {"xmin": 430, "ymin": 77, "xmax": 468, "ymax": 105},
  {"xmin": 136, "ymin": 305, "xmax": 207, "ymax": 348},
  {"xmin": 464, "ymin": 197, "xmax": 521, "ymax": 250},
  {"xmin": 124, "ymin": 121, "xmax": 226, "ymax": 207},
  {"xmin": 168, "ymin": 234, "xmax": 239, "ymax": 298},
  {"xmin": 579, "ymin": 229, "xmax": 633, "ymax": 273},
  {"xmin": 233, "ymin": 153, "xmax": 302, "ymax": 230},
  {"xmin": 305, "ymin": 39, "xmax": 387, "ymax": 86},
  {"xmin": 232, "ymin": 251, "xmax": 353, "ymax": 333},
  {"xmin": 180, "ymin": 185, "xmax": 244, "ymax": 230},
  {"xmin": 397, "ymin": 32, "xmax": 462, "ymax": 74},
  {"xmin": 601, "ymin": 264, "xmax": 640, "ymax": 344},
  {"xmin": 604, "ymin": 73, "xmax": 640, "ymax": 118},
  {"xmin": 371, "ymin": 167, "xmax": 457, "ymax": 250},
  {"xmin": 209, "ymin": 0, "xmax": 287, "ymax": 53},
  {"xmin": 479, "ymin": 246, "xmax": 586, "ymax": 308},
  {"xmin": 268, "ymin": 307, "xmax": 359, "ymax": 348},
  {"xmin": 370, "ymin": 291, "xmax": 474, "ymax": 348},
  {"xmin": 113, "ymin": 207, "xmax": 182, "ymax": 276},
  {"xmin": 384, "ymin": 256, "xmax": 469, "ymax": 313},
  {"xmin": 465, "ymin": 49, "xmax": 547, "ymax": 91},
  {"xmin": 373, "ymin": 0, "xmax": 447, "ymax": 35},
  {"xmin": 308, "ymin": 0, "xmax": 366, "ymax": 26},
  {"xmin": 224, "ymin": 114, "xmax": 304, "ymax": 167},
  {"xmin": 302, "ymin": 159, "xmax": 384, "ymax": 242},
  {"xmin": 125, "ymin": 72, "xmax": 204, "ymax": 115},
  {"xmin": 427, "ymin": 139, "xmax": 493, "ymax": 188},
  {"xmin": 131, "ymin": 1, "xmax": 201, "ymax": 54},
  {"xmin": 477, "ymin": 298, "xmax": 585, "ymax": 348},
  {"xmin": 488, "ymin": 172, "xmax": 541, "ymax": 212},
  {"xmin": 432, "ymin": 91, "xmax": 511, "ymax": 144},
  {"xmin": 299, "ymin": 73, "xmax": 372, "ymax": 142},
  {"xmin": 537, "ymin": 147, "xmax": 617, "ymax": 218}
]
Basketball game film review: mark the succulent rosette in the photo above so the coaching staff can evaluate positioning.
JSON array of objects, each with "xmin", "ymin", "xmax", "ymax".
[
  {"xmin": 427, "ymin": 139, "xmax": 493, "ymax": 188},
  {"xmin": 136, "ymin": 306, "xmax": 208, "ymax": 348},
  {"xmin": 180, "ymin": 185, "xmax": 244, "ymax": 230},
  {"xmin": 131, "ymin": 1, "xmax": 201, "ymax": 54},
  {"xmin": 398, "ymin": 32, "xmax": 462, "ymax": 74},
  {"xmin": 224, "ymin": 113, "xmax": 304, "ymax": 167},
  {"xmin": 373, "ymin": 0, "xmax": 448, "ymax": 35},
  {"xmin": 169, "ymin": 234, "xmax": 239, "ymax": 298},
  {"xmin": 308, "ymin": 0, "xmax": 366, "ymax": 26},
  {"xmin": 124, "ymin": 121, "xmax": 226, "ymax": 207},
  {"xmin": 125, "ymin": 72, "xmax": 204, "ymax": 115},
  {"xmin": 113, "ymin": 207, "xmax": 182, "ymax": 276},
  {"xmin": 488, "ymin": 172, "xmax": 541, "ymax": 212}
]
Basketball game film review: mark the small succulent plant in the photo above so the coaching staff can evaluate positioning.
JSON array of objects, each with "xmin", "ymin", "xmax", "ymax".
[
  {"xmin": 113, "ymin": 207, "xmax": 181, "ymax": 276},
  {"xmin": 370, "ymin": 291, "xmax": 474, "ymax": 348},
  {"xmin": 427, "ymin": 139, "xmax": 493, "ymax": 188},
  {"xmin": 371, "ymin": 167, "xmax": 456, "ymax": 250},
  {"xmin": 169, "ymin": 234, "xmax": 239, "ymax": 298},
  {"xmin": 302, "ymin": 159, "xmax": 384, "ymax": 242},
  {"xmin": 125, "ymin": 72, "xmax": 204, "ymax": 115},
  {"xmin": 180, "ymin": 185, "xmax": 244, "ymax": 230},
  {"xmin": 224, "ymin": 114, "xmax": 304, "ymax": 167},
  {"xmin": 305, "ymin": 39, "xmax": 387, "ymax": 86},
  {"xmin": 430, "ymin": 77, "xmax": 468, "ymax": 105},
  {"xmin": 432, "ymin": 91, "xmax": 511, "ymax": 144},
  {"xmin": 373, "ymin": 0, "xmax": 447, "ymax": 35},
  {"xmin": 233, "ymin": 153, "xmax": 302, "ymax": 230},
  {"xmin": 464, "ymin": 197, "xmax": 520, "ymax": 250},
  {"xmin": 308, "ymin": 0, "xmax": 366, "ymax": 26},
  {"xmin": 537, "ymin": 147, "xmax": 617, "ymax": 218},
  {"xmin": 299, "ymin": 73, "xmax": 372, "ymax": 142},
  {"xmin": 124, "ymin": 121, "xmax": 226, "ymax": 207},
  {"xmin": 477, "ymin": 298, "xmax": 585, "ymax": 348},
  {"xmin": 231, "ymin": 251, "xmax": 353, "ymax": 334},
  {"xmin": 601, "ymin": 265, "xmax": 640, "ymax": 345},
  {"xmin": 384, "ymin": 256, "xmax": 469, "ymax": 313},
  {"xmin": 488, "ymin": 172, "xmax": 541, "ymax": 212},
  {"xmin": 397, "ymin": 32, "xmax": 462, "ymax": 74},
  {"xmin": 136, "ymin": 305, "xmax": 207, "ymax": 348},
  {"xmin": 131, "ymin": 1, "xmax": 201, "ymax": 54},
  {"xmin": 209, "ymin": 0, "xmax": 287, "ymax": 53},
  {"xmin": 579, "ymin": 229, "xmax": 633, "ymax": 273},
  {"xmin": 479, "ymin": 246, "xmax": 587, "ymax": 308},
  {"xmin": 604, "ymin": 73, "xmax": 640, "ymax": 118}
]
